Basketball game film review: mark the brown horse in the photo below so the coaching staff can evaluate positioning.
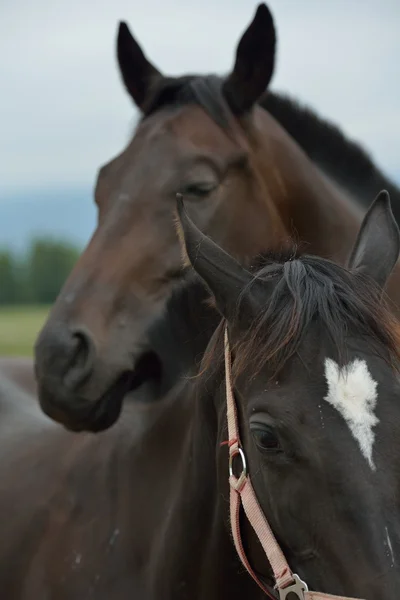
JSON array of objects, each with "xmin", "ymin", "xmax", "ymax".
[
  {"xmin": 2, "ymin": 193, "xmax": 400, "ymax": 599},
  {"xmin": 34, "ymin": 3, "xmax": 400, "ymax": 433},
  {"xmin": 0, "ymin": 357, "xmax": 37, "ymax": 397},
  {"xmin": 0, "ymin": 357, "xmax": 37, "ymax": 415},
  {"xmin": 0, "ymin": 262, "xmax": 221, "ymax": 598}
]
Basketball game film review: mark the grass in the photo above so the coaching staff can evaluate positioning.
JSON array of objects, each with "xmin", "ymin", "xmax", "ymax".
[{"xmin": 0, "ymin": 305, "xmax": 50, "ymax": 356}]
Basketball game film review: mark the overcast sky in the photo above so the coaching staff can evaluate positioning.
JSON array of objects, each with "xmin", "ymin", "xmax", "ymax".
[{"xmin": 1, "ymin": 0, "xmax": 399, "ymax": 197}]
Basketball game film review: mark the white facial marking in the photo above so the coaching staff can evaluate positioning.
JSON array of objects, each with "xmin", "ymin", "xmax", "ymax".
[{"xmin": 324, "ymin": 358, "xmax": 379, "ymax": 470}]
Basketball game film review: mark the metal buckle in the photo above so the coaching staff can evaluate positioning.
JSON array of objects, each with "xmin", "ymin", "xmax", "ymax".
[
  {"xmin": 278, "ymin": 574, "xmax": 308, "ymax": 599},
  {"xmin": 229, "ymin": 446, "xmax": 247, "ymax": 479}
]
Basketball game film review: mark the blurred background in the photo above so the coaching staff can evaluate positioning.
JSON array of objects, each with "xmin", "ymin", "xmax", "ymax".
[{"xmin": 0, "ymin": 0, "xmax": 399, "ymax": 356}]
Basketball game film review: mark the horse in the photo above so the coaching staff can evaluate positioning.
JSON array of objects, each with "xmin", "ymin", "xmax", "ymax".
[
  {"xmin": 34, "ymin": 3, "xmax": 400, "ymax": 433},
  {"xmin": 0, "ymin": 357, "xmax": 37, "ymax": 397},
  {"xmin": 0, "ymin": 270, "xmax": 218, "ymax": 598},
  {"xmin": 1, "ymin": 191, "xmax": 399, "ymax": 599},
  {"xmin": 0, "ymin": 358, "xmax": 37, "ymax": 417},
  {"xmin": 167, "ymin": 190, "xmax": 400, "ymax": 599}
]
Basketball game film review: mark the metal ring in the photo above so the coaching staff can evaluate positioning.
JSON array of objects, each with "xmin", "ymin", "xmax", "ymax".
[
  {"xmin": 278, "ymin": 574, "xmax": 308, "ymax": 600},
  {"xmin": 229, "ymin": 446, "xmax": 247, "ymax": 479}
]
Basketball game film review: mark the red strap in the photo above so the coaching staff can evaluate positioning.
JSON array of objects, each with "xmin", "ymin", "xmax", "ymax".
[
  {"xmin": 230, "ymin": 481, "xmax": 276, "ymax": 599},
  {"xmin": 230, "ymin": 474, "xmax": 293, "ymax": 589}
]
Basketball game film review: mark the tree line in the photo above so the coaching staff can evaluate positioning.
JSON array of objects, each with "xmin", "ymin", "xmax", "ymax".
[{"xmin": 0, "ymin": 238, "xmax": 81, "ymax": 305}]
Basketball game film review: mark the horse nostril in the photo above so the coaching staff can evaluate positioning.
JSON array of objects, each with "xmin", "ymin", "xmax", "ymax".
[{"xmin": 63, "ymin": 327, "xmax": 96, "ymax": 390}]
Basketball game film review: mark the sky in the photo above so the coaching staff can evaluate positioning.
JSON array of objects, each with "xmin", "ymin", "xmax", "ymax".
[{"xmin": 1, "ymin": 0, "xmax": 399, "ymax": 197}]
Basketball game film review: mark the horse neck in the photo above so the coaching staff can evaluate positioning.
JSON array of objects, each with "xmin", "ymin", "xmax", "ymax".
[
  {"xmin": 147, "ymin": 273, "xmax": 220, "ymax": 396},
  {"xmin": 262, "ymin": 91, "xmax": 400, "ymax": 226},
  {"xmin": 148, "ymin": 348, "xmax": 262, "ymax": 599},
  {"xmin": 251, "ymin": 107, "xmax": 362, "ymax": 263}
]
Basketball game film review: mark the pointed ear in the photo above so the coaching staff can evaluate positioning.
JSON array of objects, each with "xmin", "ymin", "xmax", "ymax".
[
  {"xmin": 176, "ymin": 195, "xmax": 261, "ymax": 324},
  {"xmin": 117, "ymin": 22, "xmax": 161, "ymax": 110},
  {"xmin": 347, "ymin": 190, "xmax": 400, "ymax": 289},
  {"xmin": 223, "ymin": 3, "xmax": 276, "ymax": 115}
]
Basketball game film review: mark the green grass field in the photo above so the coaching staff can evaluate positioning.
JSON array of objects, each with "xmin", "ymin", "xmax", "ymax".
[{"xmin": 0, "ymin": 305, "xmax": 50, "ymax": 356}]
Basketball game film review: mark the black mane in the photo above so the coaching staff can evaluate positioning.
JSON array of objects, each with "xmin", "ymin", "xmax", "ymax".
[
  {"xmin": 261, "ymin": 92, "xmax": 400, "ymax": 221},
  {"xmin": 143, "ymin": 75, "xmax": 231, "ymax": 130},
  {"xmin": 231, "ymin": 252, "xmax": 400, "ymax": 379},
  {"xmin": 141, "ymin": 73, "xmax": 400, "ymax": 223}
]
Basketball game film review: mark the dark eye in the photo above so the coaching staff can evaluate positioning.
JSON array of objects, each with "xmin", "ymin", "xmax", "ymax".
[
  {"xmin": 182, "ymin": 181, "xmax": 217, "ymax": 198},
  {"xmin": 251, "ymin": 424, "xmax": 281, "ymax": 453}
]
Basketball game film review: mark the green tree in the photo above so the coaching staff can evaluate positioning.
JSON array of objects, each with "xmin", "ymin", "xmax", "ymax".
[
  {"xmin": 0, "ymin": 250, "xmax": 18, "ymax": 304},
  {"xmin": 26, "ymin": 238, "xmax": 80, "ymax": 304}
]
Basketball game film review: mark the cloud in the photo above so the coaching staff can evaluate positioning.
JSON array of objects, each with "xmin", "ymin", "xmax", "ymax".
[{"xmin": 0, "ymin": 0, "xmax": 399, "ymax": 195}]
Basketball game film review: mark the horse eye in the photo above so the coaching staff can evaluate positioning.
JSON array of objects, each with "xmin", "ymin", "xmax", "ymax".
[
  {"xmin": 251, "ymin": 425, "xmax": 281, "ymax": 452},
  {"xmin": 182, "ymin": 181, "xmax": 217, "ymax": 198}
]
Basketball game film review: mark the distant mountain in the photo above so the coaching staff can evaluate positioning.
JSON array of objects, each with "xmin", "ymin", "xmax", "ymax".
[
  {"xmin": 0, "ymin": 187, "xmax": 97, "ymax": 253},
  {"xmin": 2, "ymin": 174, "xmax": 400, "ymax": 255}
]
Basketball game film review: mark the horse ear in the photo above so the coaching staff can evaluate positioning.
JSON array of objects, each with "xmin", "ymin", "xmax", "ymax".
[
  {"xmin": 223, "ymin": 3, "xmax": 276, "ymax": 115},
  {"xmin": 117, "ymin": 22, "xmax": 161, "ymax": 110},
  {"xmin": 176, "ymin": 196, "xmax": 259, "ymax": 324},
  {"xmin": 347, "ymin": 190, "xmax": 400, "ymax": 289}
]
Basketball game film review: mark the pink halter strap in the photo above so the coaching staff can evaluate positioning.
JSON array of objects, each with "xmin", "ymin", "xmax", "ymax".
[{"xmin": 224, "ymin": 325, "xmax": 363, "ymax": 600}]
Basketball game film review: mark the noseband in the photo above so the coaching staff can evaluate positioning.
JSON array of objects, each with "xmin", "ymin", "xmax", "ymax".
[{"xmin": 223, "ymin": 326, "xmax": 363, "ymax": 600}]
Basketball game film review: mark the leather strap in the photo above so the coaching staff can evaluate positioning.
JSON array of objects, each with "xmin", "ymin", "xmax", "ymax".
[{"xmin": 224, "ymin": 325, "xmax": 363, "ymax": 600}]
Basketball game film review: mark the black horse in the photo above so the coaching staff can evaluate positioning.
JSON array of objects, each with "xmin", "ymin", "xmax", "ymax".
[{"xmin": 169, "ymin": 190, "xmax": 400, "ymax": 599}]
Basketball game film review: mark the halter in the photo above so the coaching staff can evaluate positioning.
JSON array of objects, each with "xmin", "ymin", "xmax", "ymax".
[{"xmin": 223, "ymin": 325, "xmax": 363, "ymax": 600}]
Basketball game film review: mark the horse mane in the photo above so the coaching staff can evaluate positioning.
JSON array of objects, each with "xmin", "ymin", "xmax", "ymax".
[
  {"xmin": 141, "ymin": 73, "xmax": 400, "ymax": 222},
  {"xmin": 203, "ymin": 250, "xmax": 400, "ymax": 382},
  {"xmin": 143, "ymin": 75, "xmax": 232, "ymax": 130},
  {"xmin": 260, "ymin": 92, "xmax": 400, "ymax": 219}
]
